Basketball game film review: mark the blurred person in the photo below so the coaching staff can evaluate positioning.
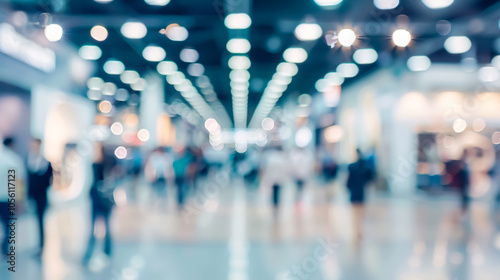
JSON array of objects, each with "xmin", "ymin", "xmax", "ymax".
[
  {"xmin": 454, "ymin": 150, "xmax": 470, "ymax": 216},
  {"xmin": 346, "ymin": 149, "xmax": 372, "ymax": 239},
  {"xmin": 0, "ymin": 137, "xmax": 25, "ymax": 257},
  {"xmin": 145, "ymin": 147, "xmax": 173, "ymax": 200},
  {"xmin": 129, "ymin": 147, "xmax": 144, "ymax": 201},
  {"xmin": 83, "ymin": 142, "xmax": 116, "ymax": 265},
  {"xmin": 27, "ymin": 138, "xmax": 53, "ymax": 256},
  {"xmin": 492, "ymin": 149, "xmax": 500, "ymax": 210},
  {"xmin": 173, "ymin": 146, "xmax": 194, "ymax": 210},
  {"xmin": 260, "ymin": 145, "xmax": 289, "ymax": 214},
  {"xmin": 290, "ymin": 146, "xmax": 314, "ymax": 206}
]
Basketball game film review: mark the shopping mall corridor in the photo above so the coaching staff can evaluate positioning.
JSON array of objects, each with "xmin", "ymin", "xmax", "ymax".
[{"xmin": 1, "ymin": 175, "xmax": 499, "ymax": 280}]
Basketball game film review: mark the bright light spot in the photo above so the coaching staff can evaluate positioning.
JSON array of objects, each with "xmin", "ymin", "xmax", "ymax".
[
  {"xmin": 228, "ymin": 56, "xmax": 251, "ymax": 70},
  {"xmin": 472, "ymin": 119, "xmax": 485, "ymax": 132},
  {"xmin": 137, "ymin": 129, "xmax": 150, "ymax": 141},
  {"xmin": 124, "ymin": 113, "xmax": 139, "ymax": 127},
  {"xmin": 298, "ymin": 94, "xmax": 312, "ymax": 106},
  {"xmin": 90, "ymin": 25, "xmax": 108, "ymax": 41},
  {"xmin": 131, "ymin": 78, "xmax": 147, "ymax": 91},
  {"xmin": 295, "ymin": 127, "xmax": 312, "ymax": 148},
  {"xmin": 453, "ymin": 118, "xmax": 467, "ymax": 133},
  {"xmin": 187, "ymin": 63, "xmax": 205, "ymax": 76},
  {"xmin": 324, "ymin": 72, "xmax": 345, "ymax": 85},
  {"xmin": 166, "ymin": 71, "xmax": 185, "ymax": 85},
  {"xmin": 283, "ymin": 47, "xmax": 308, "ymax": 63},
  {"xmin": 314, "ymin": 0, "xmax": 342, "ymax": 7},
  {"xmin": 98, "ymin": 100, "xmax": 112, "ymax": 113},
  {"xmin": 277, "ymin": 62, "xmax": 299, "ymax": 76},
  {"xmin": 444, "ymin": 36, "xmax": 471, "ymax": 54},
  {"xmin": 337, "ymin": 63, "xmax": 359, "ymax": 78},
  {"xmin": 261, "ymin": 118, "xmax": 274, "ymax": 131},
  {"xmin": 204, "ymin": 118, "xmax": 221, "ymax": 133},
  {"xmin": 102, "ymin": 82, "xmax": 117, "ymax": 95},
  {"xmin": 422, "ymin": 0, "xmax": 454, "ymax": 9},
  {"xmin": 120, "ymin": 70, "xmax": 140, "ymax": 84},
  {"xmin": 166, "ymin": 25, "xmax": 188, "ymax": 41},
  {"xmin": 492, "ymin": 55, "xmax": 500, "ymax": 70},
  {"xmin": 230, "ymin": 70, "xmax": 250, "ymax": 81},
  {"xmin": 374, "ymin": 0, "xmax": 399, "ymax": 10},
  {"xmin": 144, "ymin": 0, "xmax": 170, "ymax": 6},
  {"xmin": 393, "ymin": 29, "xmax": 411, "ymax": 47},
  {"xmin": 478, "ymin": 66, "xmax": 499, "ymax": 82},
  {"xmin": 353, "ymin": 48, "xmax": 378, "ymax": 64},
  {"xmin": 143, "ymin": 45, "xmax": 166, "ymax": 62},
  {"xmin": 44, "ymin": 24, "xmax": 63, "ymax": 42},
  {"xmin": 79, "ymin": 45, "xmax": 102, "ymax": 60},
  {"xmin": 87, "ymin": 90, "xmax": 102, "ymax": 100},
  {"xmin": 224, "ymin": 13, "xmax": 251, "ymax": 29},
  {"xmin": 103, "ymin": 59, "xmax": 125, "ymax": 75},
  {"xmin": 87, "ymin": 77, "xmax": 104, "ymax": 90},
  {"xmin": 110, "ymin": 122, "xmax": 123, "ymax": 135},
  {"xmin": 338, "ymin": 29, "xmax": 356, "ymax": 47},
  {"xmin": 157, "ymin": 61, "xmax": 177, "ymax": 75},
  {"xmin": 226, "ymin": 39, "xmax": 251, "ymax": 53},
  {"xmin": 315, "ymin": 79, "xmax": 327, "ymax": 92},
  {"xmin": 114, "ymin": 146, "xmax": 127, "ymax": 159},
  {"xmin": 94, "ymin": 0, "xmax": 113, "ymax": 3},
  {"xmin": 121, "ymin": 22, "xmax": 147, "ymax": 39},
  {"xmin": 407, "ymin": 56, "xmax": 431, "ymax": 72},
  {"xmin": 294, "ymin": 23, "xmax": 323, "ymax": 41},
  {"xmin": 180, "ymin": 48, "xmax": 199, "ymax": 63},
  {"xmin": 324, "ymin": 125, "xmax": 343, "ymax": 143},
  {"xmin": 492, "ymin": 131, "xmax": 500, "ymax": 145}
]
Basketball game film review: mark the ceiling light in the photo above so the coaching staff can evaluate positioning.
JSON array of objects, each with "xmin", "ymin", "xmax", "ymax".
[
  {"xmin": 121, "ymin": 21, "xmax": 147, "ymax": 39},
  {"xmin": 103, "ymin": 59, "xmax": 125, "ymax": 75},
  {"xmin": 144, "ymin": 0, "xmax": 170, "ymax": 6},
  {"xmin": 374, "ymin": 0, "xmax": 399, "ymax": 10},
  {"xmin": 294, "ymin": 23, "xmax": 323, "ymax": 41},
  {"xmin": 324, "ymin": 72, "xmax": 344, "ymax": 85},
  {"xmin": 353, "ymin": 48, "xmax": 378, "ymax": 64},
  {"xmin": 187, "ymin": 63, "xmax": 205, "ymax": 77},
  {"xmin": 166, "ymin": 25, "xmax": 188, "ymax": 41},
  {"xmin": 276, "ymin": 62, "xmax": 299, "ymax": 76},
  {"xmin": 407, "ymin": 56, "xmax": 431, "ymax": 72},
  {"xmin": 228, "ymin": 56, "xmax": 251, "ymax": 70},
  {"xmin": 283, "ymin": 47, "xmax": 308, "ymax": 63},
  {"xmin": 90, "ymin": 25, "xmax": 108, "ymax": 41},
  {"xmin": 143, "ymin": 45, "xmax": 166, "ymax": 62},
  {"xmin": 422, "ymin": 0, "xmax": 453, "ymax": 9},
  {"xmin": 392, "ymin": 29, "xmax": 411, "ymax": 47},
  {"xmin": 336, "ymin": 63, "xmax": 359, "ymax": 78},
  {"xmin": 87, "ymin": 77, "xmax": 104, "ymax": 90},
  {"xmin": 120, "ymin": 70, "xmax": 140, "ymax": 84},
  {"xmin": 157, "ymin": 61, "xmax": 178, "ymax": 75},
  {"xmin": 79, "ymin": 45, "xmax": 102, "ymax": 60},
  {"xmin": 224, "ymin": 13, "xmax": 251, "ymax": 29},
  {"xmin": 338, "ymin": 29, "xmax": 356, "ymax": 47},
  {"xmin": 180, "ymin": 48, "xmax": 199, "ymax": 63},
  {"xmin": 44, "ymin": 24, "xmax": 63, "ymax": 42},
  {"xmin": 444, "ymin": 36, "xmax": 471, "ymax": 54},
  {"xmin": 478, "ymin": 66, "xmax": 499, "ymax": 83},
  {"xmin": 313, "ymin": 0, "xmax": 342, "ymax": 7},
  {"xmin": 227, "ymin": 39, "xmax": 251, "ymax": 53}
]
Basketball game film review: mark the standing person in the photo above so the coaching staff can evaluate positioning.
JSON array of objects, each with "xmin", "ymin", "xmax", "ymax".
[
  {"xmin": 83, "ymin": 142, "xmax": 115, "ymax": 265},
  {"xmin": 172, "ymin": 146, "xmax": 193, "ymax": 210},
  {"xmin": 27, "ymin": 138, "xmax": 53, "ymax": 256},
  {"xmin": 455, "ymin": 150, "xmax": 470, "ymax": 216},
  {"xmin": 346, "ymin": 149, "xmax": 371, "ymax": 239},
  {"xmin": 0, "ymin": 137, "xmax": 25, "ymax": 257},
  {"xmin": 145, "ymin": 147, "xmax": 173, "ymax": 200},
  {"xmin": 260, "ymin": 145, "xmax": 289, "ymax": 214},
  {"xmin": 289, "ymin": 146, "xmax": 314, "ymax": 206}
]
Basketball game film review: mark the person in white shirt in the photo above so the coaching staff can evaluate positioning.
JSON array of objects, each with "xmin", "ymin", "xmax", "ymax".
[
  {"xmin": 260, "ymin": 145, "xmax": 290, "ymax": 211},
  {"xmin": 0, "ymin": 137, "xmax": 25, "ymax": 257},
  {"xmin": 289, "ymin": 146, "xmax": 314, "ymax": 204}
]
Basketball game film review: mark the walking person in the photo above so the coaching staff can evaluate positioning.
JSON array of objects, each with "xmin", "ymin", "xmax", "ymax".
[
  {"xmin": 346, "ymin": 149, "xmax": 372, "ymax": 240},
  {"xmin": 0, "ymin": 137, "xmax": 25, "ymax": 258},
  {"xmin": 455, "ymin": 150, "xmax": 470, "ymax": 216},
  {"xmin": 260, "ymin": 145, "xmax": 289, "ymax": 215},
  {"xmin": 289, "ymin": 146, "xmax": 314, "ymax": 208},
  {"xmin": 83, "ymin": 142, "xmax": 115, "ymax": 266},
  {"xmin": 172, "ymin": 146, "xmax": 193, "ymax": 210},
  {"xmin": 27, "ymin": 138, "xmax": 53, "ymax": 257}
]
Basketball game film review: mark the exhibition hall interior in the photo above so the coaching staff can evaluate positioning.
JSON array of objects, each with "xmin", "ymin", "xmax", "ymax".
[{"xmin": 1, "ymin": 0, "xmax": 500, "ymax": 279}]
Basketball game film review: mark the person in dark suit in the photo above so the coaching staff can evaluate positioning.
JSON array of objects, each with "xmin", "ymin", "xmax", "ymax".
[
  {"xmin": 346, "ymin": 149, "xmax": 372, "ymax": 239},
  {"xmin": 27, "ymin": 138, "xmax": 53, "ymax": 255},
  {"xmin": 83, "ymin": 142, "xmax": 115, "ymax": 265}
]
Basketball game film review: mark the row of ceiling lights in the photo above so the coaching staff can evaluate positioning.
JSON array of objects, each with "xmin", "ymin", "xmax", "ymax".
[{"xmin": 314, "ymin": 0, "xmax": 454, "ymax": 10}]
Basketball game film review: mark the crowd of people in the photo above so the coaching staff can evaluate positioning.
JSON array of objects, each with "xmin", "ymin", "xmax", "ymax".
[{"xmin": 0, "ymin": 135, "xmax": 498, "ymax": 266}]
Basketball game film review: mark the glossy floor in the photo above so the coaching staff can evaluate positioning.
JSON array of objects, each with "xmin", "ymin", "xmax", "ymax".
[{"xmin": 1, "ymin": 176, "xmax": 500, "ymax": 280}]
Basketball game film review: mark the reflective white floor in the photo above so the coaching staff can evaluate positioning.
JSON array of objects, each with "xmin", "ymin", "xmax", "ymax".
[{"xmin": 2, "ymin": 175, "xmax": 500, "ymax": 280}]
